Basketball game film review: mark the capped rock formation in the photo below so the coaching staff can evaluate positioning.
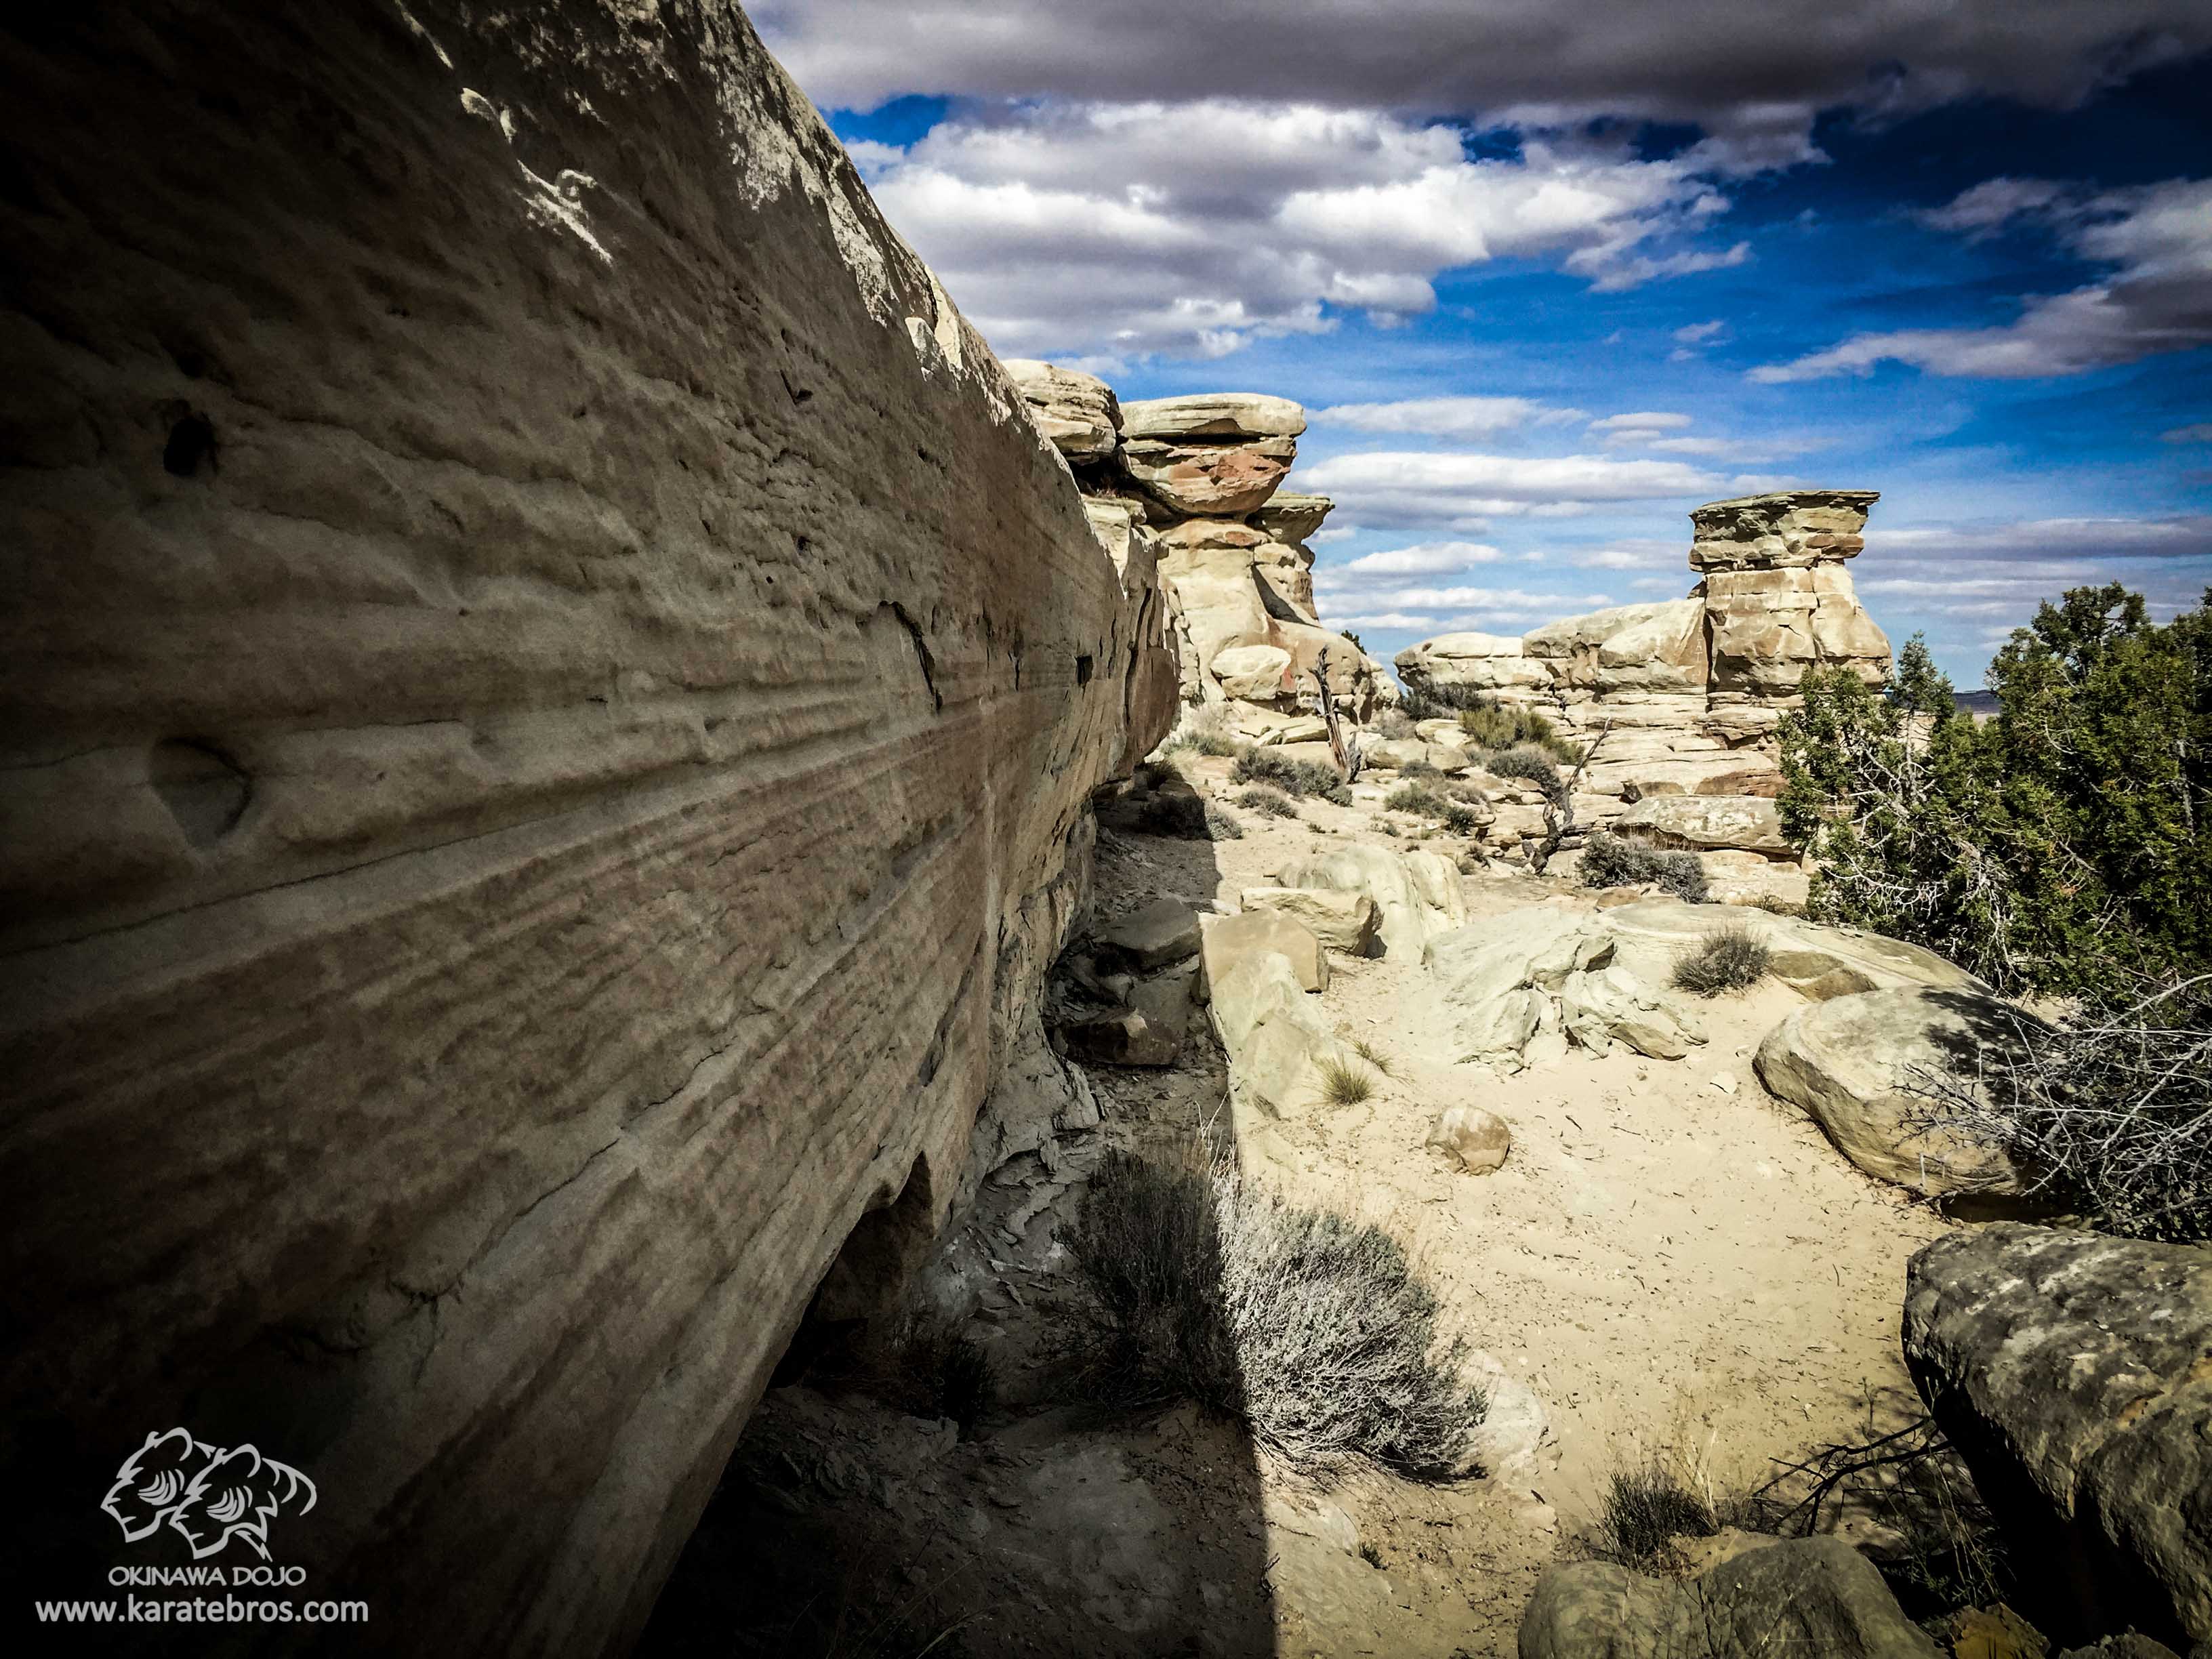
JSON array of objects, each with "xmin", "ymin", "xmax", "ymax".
[
  {"xmin": 0, "ymin": 4, "xmax": 1171, "ymax": 1651},
  {"xmin": 1008, "ymin": 364, "xmax": 1391, "ymax": 725}
]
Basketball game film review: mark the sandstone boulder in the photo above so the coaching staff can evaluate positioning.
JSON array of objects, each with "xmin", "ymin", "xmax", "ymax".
[
  {"xmin": 1397, "ymin": 632, "xmax": 1553, "ymax": 697},
  {"xmin": 1122, "ymin": 435, "xmax": 1296, "ymax": 517},
  {"xmin": 1524, "ymin": 599, "xmax": 1706, "ymax": 693},
  {"xmin": 1250, "ymin": 491, "xmax": 1333, "ymax": 544},
  {"xmin": 1519, "ymin": 1536, "xmax": 1936, "ymax": 1658},
  {"xmin": 1212, "ymin": 643, "xmax": 1294, "ymax": 701},
  {"xmin": 1251, "ymin": 536, "xmax": 1319, "ymax": 621},
  {"xmin": 1905, "ymin": 1226, "xmax": 2212, "ymax": 1648},
  {"xmin": 1279, "ymin": 844, "xmax": 1462, "ymax": 958},
  {"xmin": 0, "ymin": 7, "xmax": 1172, "ymax": 1650},
  {"xmin": 1004, "ymin": 359, "xmax": 1121, "ymax": 460},
  {"xmin": 1209, "ymin": 950, "xmax": 1339, "ymax": 1118},
  {"xmin": 1095, "ymin": 899, "xmax": 1203, "ymax": 972},
  {"xmin": 1614, "ymin": 793, "xmax": 1790, "ymax": 855},
  {"xmin": 1239, "ymin": 888, "xmax": 1382, "ymax": 954},
  {"xmin": 1202, "ymin": 910, "xmax": 1329, "ymax": 996},
  {"xmin": 1120, "ymin": 392, "xmax": 1307, "ymax": 441},
  {"xmin": 1594, "ymin": 899, "xmax": 1984, "ymax": 1001},
  {"xmin": 1429, "ymin": 1105, "xmax": 1512, "ymax": 1173},
  {"xmin": 1755, "ymin": 987, "xmax": 2032, "ymax": 1196}
]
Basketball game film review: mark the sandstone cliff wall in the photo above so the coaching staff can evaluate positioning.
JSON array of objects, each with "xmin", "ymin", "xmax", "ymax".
[{"xmin": 0, "ymin": 2, "xmax": 1170, "ymax": 1648}]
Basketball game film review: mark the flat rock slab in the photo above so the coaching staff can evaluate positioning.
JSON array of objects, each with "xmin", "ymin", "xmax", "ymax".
[
  {"xmin": 1096, "ymin": 898, "xmax": 1203, "ymax": 971},
  {"xmin": 1905, "ymin": 1225, "xmax": 2212, "ymax": 1647}
]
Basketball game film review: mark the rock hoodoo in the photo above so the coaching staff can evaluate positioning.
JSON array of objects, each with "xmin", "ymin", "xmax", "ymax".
[
  {"xmin": 0, "ymin": 5, "xmax": 1171, "ymax": 1652},
  {"xmin": 1007, "ymin": 363, "xmax": 1391, "ymax": 727},
  {"xmin": 1395, "ymin": 489, "xmax": 1891, "ymax": 901}
]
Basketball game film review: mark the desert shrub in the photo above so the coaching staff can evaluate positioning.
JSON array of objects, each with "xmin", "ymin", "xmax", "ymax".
[
  {"xmin": 1581, "ymin": 1462, "xmax": 1718, "ymax": 1574},
  {"xmin": 1397, "ymin": 758, "xmax": 1439, "ymax": 777},
  {"xmin": 1452, "ymin": 698, "xmax": 1582, "ymax": 764},
  {"xmin": 1372, "ymin": 708, "xmax": 1419, "ymax": 741},
  {"xmin": 1399, "ymin": 680, "xmax": 1496, "ymax": 722},
  {"xmin": 1233, "ymin": 746, "xmax": 1353, "ymax": 804},
  {"xmin": 1671, "ymin": 925, "xmax": 1772, "ymax": 998},
  {"xmin": 1317, "ymin": 1056, "xmax": 1375, "ymax": 1107},
  {"xmin": 892, "ymin": 1321, "xmax": 998, "ymax": 1435},
  {"xmin": 1134, "ymin": 790, "xmax": 1208, "ymax": 838},
  {"xmin": 1205, "ymin": 804, "xmax": 1245, "ymax": 840},
  {"xmin": 1446, "ymin": 779, "xmax": 1490, "ymax": 804},
  {"xmin": 1780, "ymin": 592, "xmax": 2211, "ymax": 1001},
  {"xmin": 1235, "ymin": 785, "xmax": 1299, "ymax": 819},
  {"xmin": 1578, "ymin": 830, "xmax": 1710, "ymax": 903},
  {"xmin": 1163, "ymin": 700, "xmax": 1240, "ymax": 758},
  {"xmin": 1062, "ymin": 1151, "xmax": 1488, "ymax": 1479},
  {"xmin": 1440, "ymin": 804, "xmax": 1483, "ymax": 836},
  {"xmin": 1385, "ymin": 781, "xmax": 1451, "ymax": 817},
  {"xmin": 1482, "ymin": 743, "xmax": 1570, "ymax": 811},
  {"xmin": 1907, "ymin": 980, "xmax": 2212, "ymax": 1242}
]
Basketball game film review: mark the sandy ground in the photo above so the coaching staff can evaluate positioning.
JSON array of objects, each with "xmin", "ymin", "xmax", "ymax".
[{"xmin": 647, "ymin": 754, "xmax": 1963, "ymax": 1658}]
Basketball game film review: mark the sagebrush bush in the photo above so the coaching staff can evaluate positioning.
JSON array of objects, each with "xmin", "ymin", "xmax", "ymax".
[
  {"xmin": 1578, "ymin": 830, "xmax": 1710, "ymax": 903},
  {"xmin": 1455, "ymin": 699, "xmax": 1582, "ymax": 763},
  {"xmin": 1671, "ymin": 926, "xmax": 1773, "ymax": 997},
  {"xmin": 1907, "ymin": 981, "xmax": 2212, "ymax": 1242},
  {"xmin": 1482, "ymin": 743, "xmax": 1571, "ymax": 811},
  {"xmin": 1063, "ymin": 1152, "xmax": 1488, "ymax": 1479},
  {"xmin": 1372, "ymin": 709, "xmax": 1419, "ymax": 741},
  {"xmin": 1233, "ymin": 746, "xmax": 1353, "ymax": 804},
  {"xmin": 893, "ymin": 1320, "xmax": 998, "ymax": 1434},
  {"xmin": 1399, "ymin": 680, "xmax": 1496, "ymax": 722},
  {"xmin": 1440, "ymin": 804, "xmax": 1483, "ymax": 836},
  {"xmin": 1205, "ymin": 804, "xmax": 1246, "ymax": 840},
  {"xmin": 1385, "ymin": 782, "xmax": 1451, "ymax": 817},
  {"xmin": 1235, "ymin": 785, "xmax": 1299, "ymax": 819}
]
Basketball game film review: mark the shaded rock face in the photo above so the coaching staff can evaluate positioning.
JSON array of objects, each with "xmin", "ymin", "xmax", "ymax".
[
  {"xmin": 1904, "ymin": 1226, "xmax": 2212, "ymax": 1649},
  {"xmin": 0, "ymin": 5, "xmax": 1170, "ymax": 1653},
  {"xmin": 1519, "ymin": 1536, "xmax": 1937, "ymax": 1658}
]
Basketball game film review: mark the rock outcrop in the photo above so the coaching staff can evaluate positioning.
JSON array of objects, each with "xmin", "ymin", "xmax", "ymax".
[
  {"xmin": 1519, "ymin": 1536, "xmax": 1938, "ymax": 1658},
  {"xmin": 1393, "ymin": 490, "xmax": 1892, "ymax": 895},
  {"xmin": 1009, "ymin": 365, "xmax": 1389, "ymax": 726},
  {"xmin": 1755, "ymin": 987, "xmax": 2032, "ymax": 1197},
  {"xmin": 0, "ymin": 5, "xmax": 1172, "ymax": 1651},
  {"xmin": 1904, "ymin": 1226, "xmax": 2212, "ymax": 1649}
]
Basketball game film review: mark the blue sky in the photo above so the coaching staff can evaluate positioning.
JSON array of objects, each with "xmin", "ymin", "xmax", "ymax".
[{"xmin": 761, "ymin": 1, "xmax": 2212, "ymax": 684}]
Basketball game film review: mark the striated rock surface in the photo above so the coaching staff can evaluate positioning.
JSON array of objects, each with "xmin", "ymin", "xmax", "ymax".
[
  {"xmin": 0, "ymin": 4, "xmax": 1171, "ymax": 1652},
  {"xmin": 1004, "ymin": 359, "xmax": 1122, "ymax": 459},
  {"xmin": 1904, "ymin": 1226, "xmax": 2212, "ymax": 1648},
  {"xmin": 1394, "ymin": 490, "xmax": 1893, "ymax": 890}
]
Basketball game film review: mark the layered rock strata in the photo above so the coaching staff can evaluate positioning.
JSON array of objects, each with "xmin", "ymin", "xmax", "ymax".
[
  {"xmin": 1393, "ymin": 490, "xmax": 1891, "ymax": 882},
  {"xmin": 0, "ymin": 5, "xmax": 1171, "ymax": 1652},
  {"xmin": 1006, "ymin": 365, "xmax": 1389, "ymax": 724}
]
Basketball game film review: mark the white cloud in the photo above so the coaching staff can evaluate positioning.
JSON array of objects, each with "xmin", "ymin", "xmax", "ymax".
[
  {"xmin": 850, "ymin": 104, "xmax": 1763, "ymax": 359},
  {"xmin": 1315, "ymin": 396, "xmax": 1584, "ymax": 438},
  {"xmin": 1589, "ymin": 411, "xmax": 1695, "ymax": 434},
  {"xmin": 1300, "ymin": 449, "xmax": 1725, "ymax": 528},
  {"xmin": 1672, "ymin": 320, "xmax": 1727, "ymax": 344},
  {"xmin": 1753, "ymin": 177, "xmax": 2212, "ymax": 382},
  {"xmin": 1569, "ymin": 537, "xmax": 1681, "ymax": 569},
  {"xmin": 1876, "ymin": 514, "xmax": 2212, "ymax": 561},
  {"xmin": 1337, "ymin": 541, "xmax": 1504, "ymax": 575},
  {"xmin": 1912, "ymin": 176, "xmax": 2070, "ymax": 237}
]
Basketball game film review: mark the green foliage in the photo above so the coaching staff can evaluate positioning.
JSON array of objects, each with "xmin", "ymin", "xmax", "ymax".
[
  {"xmin": 1483, "ymin": 743, "xmax": 1570, "ymax": 811},
  {"xmin": 1582, "ymin": 1463, "xmax": 1718, "ymax": 1574},
  {"xmin": 1385, "ymin": 781, "xmax": 1451, "ymax": 817},
  {"xmin": 1233, "ymin": 746, "xmax": 1353, "ymax": 805},
  {"xmin": 1455, "ymin": 699, "xmax": 1582, "ymax": 763},
  {"xmin": 1779, "ymin": 592, "xmax": 2211, "ymax": 999},
  {"xmin": 1234, "ymin": 785, "xmax": 1300, "ymax": 819},
  {"xmin": 1578, "ymin": 830, "xmax": 1711, "ymax": 903}
]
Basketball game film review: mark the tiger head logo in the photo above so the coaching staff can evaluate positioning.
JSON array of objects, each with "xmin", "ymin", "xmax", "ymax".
[{"xmin": 101, "ymin": 1429, "xmax": 316, "ymax": 1560}]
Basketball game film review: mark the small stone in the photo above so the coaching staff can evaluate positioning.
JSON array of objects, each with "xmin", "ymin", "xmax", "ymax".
[{"xmin": 1429, "ymin": 1105, "xmax": 1511, "ymax": 1174}]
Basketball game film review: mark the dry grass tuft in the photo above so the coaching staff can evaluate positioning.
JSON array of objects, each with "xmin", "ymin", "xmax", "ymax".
[{"xmin": 1671, "ymin": 925, "xmax": 1773, "ymax": 998}]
